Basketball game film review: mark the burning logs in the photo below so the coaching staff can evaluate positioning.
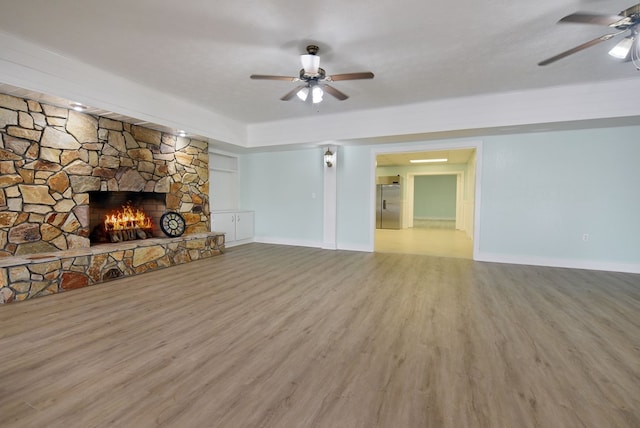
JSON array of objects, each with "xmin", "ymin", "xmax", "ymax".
[
  {"xmin": 103, "ymin": 202, "xmax": 154, "ymax": 243},
  {"xmin": 107, "ymin": 228, "xmax": 152, "ymax": 243}
]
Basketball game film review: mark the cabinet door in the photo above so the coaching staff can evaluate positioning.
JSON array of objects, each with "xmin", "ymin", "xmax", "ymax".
[
  {"xmin": 212, "ymin": 213, "xmax": 236, "ymax": 241},
  {"xmin": 235, "ymin": 211, "xmax": 254, "ymax": 241}
]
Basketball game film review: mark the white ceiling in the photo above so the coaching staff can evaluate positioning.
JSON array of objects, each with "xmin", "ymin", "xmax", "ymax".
[{"xmin": 0, "ymin": 0, "xmax": 638, "ymax": 128}]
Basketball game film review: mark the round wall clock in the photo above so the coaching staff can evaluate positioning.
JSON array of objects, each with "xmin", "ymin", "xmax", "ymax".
[{"xmin": 160, "ymin": 212, "xmax": 186, "ymax": 237}]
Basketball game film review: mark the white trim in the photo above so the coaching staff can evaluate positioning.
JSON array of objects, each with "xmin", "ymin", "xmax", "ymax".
[
  {"xmin": 253, "ymin": 236, "xmax": 323, "ymax": 249},
  {"xmin": 475, "ymin": 252, "xmax": 640, "ymax": 274},
  {"xmin": 223, "ymin": 238, "xmax": 255, "ymax": 248},
  {"xmin": 337, "ymin": 243, "xmax": 374, "ymax": 253},
  {"xmin": 370, "ymin": 140, "xmax": 483, "ymax": 258},
  {"xmin": 247, "ymin": 79, "xmax": 640, "ymax": 147}
]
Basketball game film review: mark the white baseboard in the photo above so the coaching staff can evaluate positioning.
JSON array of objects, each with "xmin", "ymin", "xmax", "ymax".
[
  {"xmin": 337, "ymin": 243, "xmax": 373, "ymax": 252},
  {"xmin": 253, "ymin": 236, "xmax": 323, "ymax": 249},
  {"xmin": 252, "ymin": 236, "xmax": 373, "ymax": 253},
  {"xmin": 228, "ymin": 240, "xmax": 638, "ymax": 274},
  {"xmin": 474, "ymin": 252, "xmax": 640, "ymax": 274},
  {"xmin": 224, "ymin": 238, "xmax": 254, "ymax": 248}
]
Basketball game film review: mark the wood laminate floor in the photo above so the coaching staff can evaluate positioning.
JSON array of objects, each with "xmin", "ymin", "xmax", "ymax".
[{"xmin": 1, "ymin": 243, "xmax": 639, "ymax": 427}]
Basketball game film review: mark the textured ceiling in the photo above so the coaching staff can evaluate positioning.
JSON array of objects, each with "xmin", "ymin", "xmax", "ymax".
[{"xmin": 0, "ymin": 0, "xmax": 638, "ymax": 126}]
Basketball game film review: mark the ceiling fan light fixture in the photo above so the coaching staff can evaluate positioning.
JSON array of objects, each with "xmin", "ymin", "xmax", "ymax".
[
  {"xmin": 300, "ymin": 54, "xmax": 320, "ymax": 75},
  {"xmin": 608, "ymin": 35, "xmax": 635, "ymax": 59},
  {"xmin": 312, "ymin": 86, "xmax": 323, "ymax": 104},
  {"xmin": 296, "ymin": 87, "xmax": 309, "ymax": 101}
]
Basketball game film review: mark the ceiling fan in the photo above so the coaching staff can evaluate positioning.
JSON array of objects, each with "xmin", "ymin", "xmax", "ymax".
[
  {"xmin": 250, "ymin": 45, "xmax": 374, "ymax": 103},
  {"xmin": 538, "ymin": 2, "xmax": 640, "ymax": 67}
]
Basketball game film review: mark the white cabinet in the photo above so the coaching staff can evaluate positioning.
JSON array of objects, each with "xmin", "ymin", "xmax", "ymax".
[{"xmin": 212, "ymin": 211, "xmax": 254, "ymax": 245}]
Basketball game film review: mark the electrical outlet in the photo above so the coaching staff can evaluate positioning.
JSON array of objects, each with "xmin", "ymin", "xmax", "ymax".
[{"xmin": 582, "ymin": 233, "xmax": 589, "ymax": 242}]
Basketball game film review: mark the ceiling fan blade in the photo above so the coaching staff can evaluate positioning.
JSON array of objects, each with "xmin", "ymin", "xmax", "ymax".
[
  {"xmin": 537, "ymin": 33, "xmax": 619, "ymax": 66},
  {"xmin": 559, "ymin": 13, "xmax": 626, "ymax": 26},
  {"xmin": 280, "ymin": 85, "xmax": 306, "ymax": 101},
  {"xmin": 250, "ymin": 74, "xmax": 299, "ymax": 82},
  {"xmin": 323, "ymin": 85, "xmax": 349, "ymax": 101},
  {"xmin": 327, "ymin": 72, "xmax": 374, "ymax": 81},
  {"xmin": 620, "ymin": 3, "xmax": 640, "ymax": 17}
]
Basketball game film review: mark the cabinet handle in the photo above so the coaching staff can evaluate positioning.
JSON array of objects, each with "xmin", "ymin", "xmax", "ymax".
[{"xmin": 237, "ymin": 215, "xmax": 240, "ymax": 222}]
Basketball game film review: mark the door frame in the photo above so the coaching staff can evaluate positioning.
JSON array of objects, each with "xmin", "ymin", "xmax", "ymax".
[{"xmin": 370, "ymin": 140, "xmax": 483, "ymax": 260}]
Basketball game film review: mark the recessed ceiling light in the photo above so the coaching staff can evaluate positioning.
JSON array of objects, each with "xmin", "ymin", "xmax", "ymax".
[
  {"xmin": 70, "ymin": 102, "xmax": 87, "ymax": 112},
  {"xmin": 409, "ymin": 158, "xmax": 448, "ymax": 163}
]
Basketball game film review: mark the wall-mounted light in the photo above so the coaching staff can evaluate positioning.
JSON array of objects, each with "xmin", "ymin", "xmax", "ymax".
[{"xmin": 324, "ymin": 148, "xmax": 334, "ymax": 167}]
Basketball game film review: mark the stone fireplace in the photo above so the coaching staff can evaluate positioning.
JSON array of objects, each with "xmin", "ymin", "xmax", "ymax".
[
  {"xmin": 0, "ymin": 92, "xmax": 210, "ymax": 257},
  {"xmin": 0, "ymin": 92, "xmax": 223, "ymax": 304}
]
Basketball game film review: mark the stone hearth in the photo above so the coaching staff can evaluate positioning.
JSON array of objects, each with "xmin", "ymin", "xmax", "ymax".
[{"xmin": 0, "ymin": 232, "xmax": 225, "ymax": 303}]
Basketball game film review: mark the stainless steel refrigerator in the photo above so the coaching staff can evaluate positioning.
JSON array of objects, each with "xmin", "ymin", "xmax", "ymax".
[{"xmin": 376, "ymin": 183, "xmax": 402, "ymax": 229}]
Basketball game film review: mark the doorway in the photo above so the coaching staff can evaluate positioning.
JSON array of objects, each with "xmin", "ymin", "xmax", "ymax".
[{"xmin": 373, "ymin": 146, "xmax": 479, "ymax": 259}]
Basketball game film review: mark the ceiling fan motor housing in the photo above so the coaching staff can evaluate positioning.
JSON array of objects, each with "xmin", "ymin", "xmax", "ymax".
[{"xmin": 300, "ymin": 68, "xmax": 325, "ymax": 80}]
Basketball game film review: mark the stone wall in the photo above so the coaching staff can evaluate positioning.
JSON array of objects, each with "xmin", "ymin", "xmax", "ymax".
[{"xmin": 0, "ymin": 93, "xmax": 210, "ymax": 257}]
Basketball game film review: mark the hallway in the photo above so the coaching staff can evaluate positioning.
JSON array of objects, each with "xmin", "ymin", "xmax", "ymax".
[{"xmin": 375, "ymin": 222, "xmax": 473, "ymax": 259}]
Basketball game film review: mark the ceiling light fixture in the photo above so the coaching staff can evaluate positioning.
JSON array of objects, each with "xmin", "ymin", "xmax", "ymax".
[
  {"xmin": 296, "ymin": 87, "xmax": 309, "ymax": 101},
  {"xmin": 300, "ymin": 49, "xmax": 320, "ymax": 75},
  {"xmin": 409, "ymin": 158, "xmax": 448, "ymax": 163},
  {"xmin": 312, "ymin": 86, "xmax": 323, "ymax": 104},
  {"xmin": 177, "ymin": 130, "xmax": 187, "ymax": 137},
  {"xmin": 608, "ymin": 35, "xmax": 635, "ymax": 59},
  {"xmin": 296, "ymin": 84, "xmax": 324, "ymax": 104},
  {"xmin": 70, "ymin": 102, "xmax": 87, "ymax": 112}
]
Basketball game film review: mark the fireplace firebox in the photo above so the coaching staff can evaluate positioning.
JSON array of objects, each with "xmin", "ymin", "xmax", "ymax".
[{"xmin": 89, "ymin": 192, "xmax": 167, "ymax": 244}]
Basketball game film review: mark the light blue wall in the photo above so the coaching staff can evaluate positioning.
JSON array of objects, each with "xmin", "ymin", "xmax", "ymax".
[
  {"xmin": 479, "ymin": 127, "xmax": 640, "ymax": 264},
  {"xmin": 413, "ymin": 175, "xmax": 457, "ymax": 220},
  {"xmin": 336, "ymin": 145, "xmax": 373, "ymax": 250},
  {"xmin": 240, "ymin": 125, "xmax": 640, "ymax": 269},
  {"xmin": 377, "ymin": 163, "xmax": 469, "ymax": 198},
  {"xmin": 240, "ymin": 148, "xmax": 324, "ymax": 245}
]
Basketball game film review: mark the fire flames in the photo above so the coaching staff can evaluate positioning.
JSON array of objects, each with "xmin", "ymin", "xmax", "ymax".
[{"xmin": 104, "ymin": 202, "xmax": 153, "ymax": 231}]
